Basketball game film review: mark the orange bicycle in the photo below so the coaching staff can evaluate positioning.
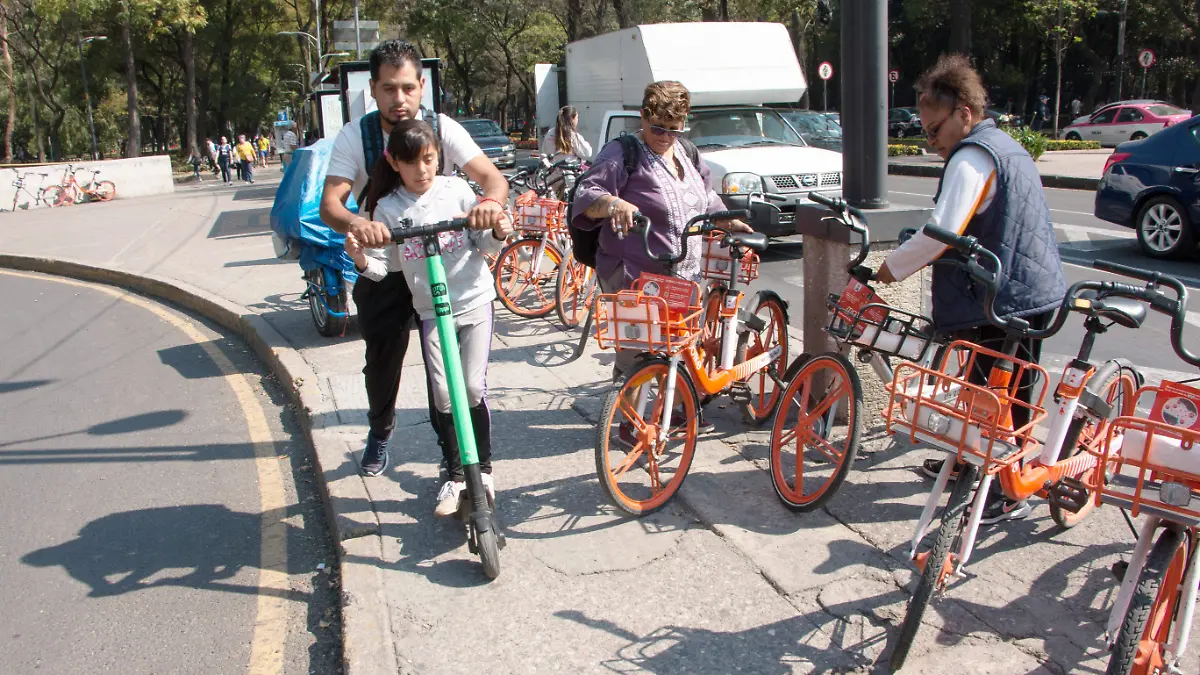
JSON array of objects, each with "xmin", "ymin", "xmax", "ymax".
[
  {"xmin": 43, "ymin": 164, "xmax": 116, "ymax": 206},
  {"xmin": 887, "ymin": 227, "xmax": 1149, "ymax": 671},
  {"xmin": 592, "ymin": 209, "xmax": 789, "ymax": 516}
]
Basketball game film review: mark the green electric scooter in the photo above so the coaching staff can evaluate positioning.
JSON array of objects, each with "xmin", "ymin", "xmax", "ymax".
[{"xmin": 390, "ymin": 216, "xmax": 506, "ymax": 579}]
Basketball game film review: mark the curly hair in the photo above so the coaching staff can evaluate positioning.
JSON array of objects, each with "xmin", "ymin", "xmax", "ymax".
[
  {"xmin": 369, "ymin": 39, "xmax": 423, "ymax": 80},
  {"xmin": 915, "ymin": 54, "xmax": 988, "ymax": 116},
  {"xmin": 641, "ymin": 81, "xmax": 691, "ymax": 124}
]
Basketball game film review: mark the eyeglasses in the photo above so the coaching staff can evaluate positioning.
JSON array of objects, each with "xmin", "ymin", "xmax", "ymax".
[
  {"xmin": 925, "ymin": 107, "xmax": 964, "ymax": 140},
  {"xmin": 648, "ymin": 124, "xmax": 689, "ymax": 138}
]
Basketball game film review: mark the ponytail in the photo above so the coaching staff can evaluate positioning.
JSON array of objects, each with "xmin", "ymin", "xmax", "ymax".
[{"xmin": 362, "ymin": 155, "xmax": 401, "ymax": 220}]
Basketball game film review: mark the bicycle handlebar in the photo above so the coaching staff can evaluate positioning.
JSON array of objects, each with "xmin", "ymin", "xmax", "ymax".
[
  {"xmin": 388, "ymin": 217, "xmax": 472, "ymax": 242},
  {"xmin": 923, "ymin": 224, "xmax": 1198, "ymax": 365},
  {"xmin": 807, "ymin": 191, "xmax": 871, "ymax": 273},
  {"xmin": 630, "ymin": 209, "xmax": 752, "ymax": 266}
]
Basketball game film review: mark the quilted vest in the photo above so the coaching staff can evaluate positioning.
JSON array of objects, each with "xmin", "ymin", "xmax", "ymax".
[{"xmin": 930, "ymin": 119, "xmax": 1067, "ymax": 332}]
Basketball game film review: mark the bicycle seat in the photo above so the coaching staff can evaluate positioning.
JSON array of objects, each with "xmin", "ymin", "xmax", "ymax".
[
  {"xmin": 730, "ymin": 232, "xmax": 768, "ymax": 252},
  {"xmin": 1077, "ymin": 291, "xmax": 1147, "ymax": 329}
]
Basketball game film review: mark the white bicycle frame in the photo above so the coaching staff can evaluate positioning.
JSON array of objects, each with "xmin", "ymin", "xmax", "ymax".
[
  {"xmin": 1101, "ymin": 519, "xmax": 1198, "ymax": 675},
  {"xmin": 906, "ymin": 363, "xmax": 1115, "ymax": 576}
]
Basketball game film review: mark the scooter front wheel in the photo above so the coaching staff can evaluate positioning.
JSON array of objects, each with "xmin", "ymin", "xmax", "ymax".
[{"xmin": 477, "ymin": 527, "xmax": 501, "ymax": 579}]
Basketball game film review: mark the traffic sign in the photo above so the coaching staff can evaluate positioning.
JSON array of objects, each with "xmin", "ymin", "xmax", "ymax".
[
  {"xmin": 889, "ymin": 69, "xmax": 900, "ymax": 83},
  {"xmin": 818, "ymin": 62, "xmax": 834, "ymax": 81},
  {"xmin": 1139, "ymin": 49, "xmax": 1156, "ymax": 69}
]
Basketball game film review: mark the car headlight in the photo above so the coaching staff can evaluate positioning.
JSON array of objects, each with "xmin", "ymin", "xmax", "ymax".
[
  {"xmin": 503, "ymin": 144, "xmax": 515, "ymax": 153},
  {"xmin": 722, "ymin": 172, "xmax": 763, "ymax": 194}
]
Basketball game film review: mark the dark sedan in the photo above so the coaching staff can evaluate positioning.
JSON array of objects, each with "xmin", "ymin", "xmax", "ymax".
[
  {"xmin": 459, "ymin": 118, "xmax": 516, "ymax": 168},
  {"xmin": 889, "ymin": 107, "xmax": 923, "ymax": 138},
  {"xmin": 1094, "ymin": 117, "xmax": 1200, "ymax": 259},
  {"xmin": 780, "ymin": 110, "xmax": 843, "ymax": 153}
]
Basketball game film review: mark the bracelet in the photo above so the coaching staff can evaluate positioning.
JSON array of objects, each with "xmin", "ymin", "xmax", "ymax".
[
  {"xmin": 477, "ymin": 196, "xmax": 504, "ymax": 209},
  {"xmin": 608, "ymin": 198, "xmax": 620, "ymax": 218}
]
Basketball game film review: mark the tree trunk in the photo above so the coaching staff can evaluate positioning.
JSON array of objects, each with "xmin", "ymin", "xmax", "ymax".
[
  {"xmin": 791, "ymin": 9, "xmax": 809, "ymax": 108},
  {"xmin": 948, "ymin": 0, "xmax": 971, "ymax": 56},
  {"xmin": 568, "ymin": 0, "xmax": 582, "ymax": 39},
  {"xmin": 0, "ymin": 5, "xmax": 13, "ymax": 162},
  {"xmin": 181, "ymin": 29, "xmax": 199, "ymax": 159},
  {"xmin": 1052, "ymin": 5, "xmax": 1063, "ymax": 138},
  {"xmin": 719, "ymin": 0, "xmax": 729, "ymax": 21},
  {"xmin": 29, "ymin": 72, "xmax": 44, "ymax": 162},
  {"xmin": 612, "ymin": 0, "xmax": 632, "ymax": 29},
  {"xmin": 121, "ymin": 4, "xmax": 140, "ymax": 157}
]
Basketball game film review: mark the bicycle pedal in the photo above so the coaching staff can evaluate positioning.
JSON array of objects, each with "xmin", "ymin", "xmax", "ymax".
[
  {"xmin": 728, "ymin": 383, "xmax": 752, "ymax": 404},
  {"xmin": 1050, "ymin": 477, "xmax": 1090, "ymax": 513}
]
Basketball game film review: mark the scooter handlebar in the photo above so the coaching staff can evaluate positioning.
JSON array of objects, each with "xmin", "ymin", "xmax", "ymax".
[{"xmin": 388, "ymin": 217, "xmax": 472, "ymax": 241}]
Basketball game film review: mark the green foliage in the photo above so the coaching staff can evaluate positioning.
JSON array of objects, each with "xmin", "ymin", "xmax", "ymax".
[
  {"xmin": 1046, "ymin": 139, "xmax": 1102, "ymax": 150},
  {"xmin": 888, "ymin": 144, "xmax": 923, "ymax": 157},
  {"xmin": 1005, "ymin": 126, "xmax": 1049, "ymax": 160}
]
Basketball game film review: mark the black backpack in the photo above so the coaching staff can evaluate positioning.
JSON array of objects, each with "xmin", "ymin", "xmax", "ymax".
[{"xmin": 566, "ymin": 134, "xmax": 702, "ymax": 269}]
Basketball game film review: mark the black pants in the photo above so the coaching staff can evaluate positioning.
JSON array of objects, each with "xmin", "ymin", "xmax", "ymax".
[
  {"xmin": 950, "ymin": 310, "xmax": 1052, "ymax": 432},
  {"xmin": 353, "ymin": 272, "xmax": 444, "ymax": 445}
]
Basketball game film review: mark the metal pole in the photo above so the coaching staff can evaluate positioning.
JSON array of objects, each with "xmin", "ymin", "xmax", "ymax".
[
  {"xmin": 1115, "ymin": 0, "xmax": 1127, "ymax": 101},
  {"xmin": 823, "ymin": 79, "xmax": 827, "ymax": 112},
  {"xmin": 353, "ymin": 0, "xmax": 361, "ymax": 58},
  {"xmin": 1141, "ymin": 67, "xmax": 1147, "ymax": 98},
  {"xmin": 842, "ymin": 0, "xmax": 888, "ymax": 209},
  {"xmin": 314, "ymin": 0, "xmax": 321, "ymax": 66}
]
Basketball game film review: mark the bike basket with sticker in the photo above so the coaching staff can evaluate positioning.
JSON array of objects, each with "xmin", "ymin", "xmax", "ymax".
[
  {"xmin": 884, "ymin": 339, "xmax": 1049, "ymax": 473},
  {"xmin": 827, "ymin": 278, "xmax": 936, "ymax": 361},
  {"xmin": 1087, "ymin": 381, "xmax": 1200, "ymax": 525},
  {"xmin": 593, "ymin": 273, "xmax": 704, "ymax": 355},
  {"xmin": 700, "ymin": 233, "xmax": 760, "ymax": 283},
  {"xmin": 514, "ymin": 190, "xmax": 567, "ymax": 234}
]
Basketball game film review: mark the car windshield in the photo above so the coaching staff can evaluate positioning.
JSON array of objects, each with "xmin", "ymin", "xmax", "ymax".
[
  {"xmin": 461, "ymin": 120, "xmax": 505, "ymax": 138},
  {"xmin": 783, "ymin": 112, "xmax": 842, "ymax": 138},
  {"xmin": 686, "ymin": 108, "xmax": 804, "ymax": 149},
  {"xmin": 1148, "ymin": 104, "xmax": 1188, "ymax": 117}
]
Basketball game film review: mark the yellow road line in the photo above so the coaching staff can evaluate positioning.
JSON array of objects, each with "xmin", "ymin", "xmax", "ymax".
[{"xmin": 0, "ymin": 269, "xmax": 289, "ymax": 675}]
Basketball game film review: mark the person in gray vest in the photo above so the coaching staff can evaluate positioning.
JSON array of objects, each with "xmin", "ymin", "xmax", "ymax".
[
  {"xmin": 320, "ymin": 39, "xmax": 509, "ymax": 478},
  {"xmin": 876, "ymin": 54, "xmax": 1067, "ymax": 525}
]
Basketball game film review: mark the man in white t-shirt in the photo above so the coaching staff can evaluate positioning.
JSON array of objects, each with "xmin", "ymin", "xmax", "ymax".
[
  {"xmin": 320, "ymin": 39, "xmax": 509, "ymax": 477},
  {"xmin": 280, "ymin": 125, "xmax": 298, "ymax": 170}
]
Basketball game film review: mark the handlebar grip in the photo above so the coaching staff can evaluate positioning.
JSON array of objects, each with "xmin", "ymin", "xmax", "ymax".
[
  {"xmin": 707, "ymin": 209, "xmax": 751, "ymax": 223},
  {"xmin": 1093, "ymin": 259, "xmax": 1158, "ymax": 282},
  {"xmin": 388, "ymin": 217, "xmax": 470, "ymax": 241},
  {"xmin": 808, "ymin": 192, "xmax": 836, "ymax": 208},
  {"xmin": 922, "ymin": 224, "xmax": 976, "ymax": 253}
]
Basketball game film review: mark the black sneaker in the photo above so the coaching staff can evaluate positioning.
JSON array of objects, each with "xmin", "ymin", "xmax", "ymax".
[
  {"xmin": 978, "ymin": 497, "xmax": 1032, "ymax": 526},
  {"xmin": 360, "ymin": 434, "xmax": 390, "ymax": 476}
]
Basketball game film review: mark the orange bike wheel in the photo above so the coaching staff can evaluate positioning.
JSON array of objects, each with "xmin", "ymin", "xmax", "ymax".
[
  {"xmin": 698, "ymin": 285, "xmax": 725, "ymax": 375},
  {"xmin": 735, "ymin": 293, "xmax": 789, "ymax": 425},
  {"xmin": 554, "ymin": 251, "xmax": 595, "ymax": 327},
  {"xmin": 1107, "ymin": 526, "xmax": 1189, "ymax": 675},
  {"xmin": 493, "ymin": 237, "xmax": 562, "ymax": 318},
  {"xmin": 41, "ymin": 185, "xmax": 69, "ymax": 207},
  {"xmin": 90, "ymin": 181, "xmax": 116, "ymax": 202},
  {"xmin": 595, "ymin": 358, "xmax": 698, "ymax": 516},
  {"xmin": 768, "ymin": 353, "xmax": 862, "ymax": 511}
]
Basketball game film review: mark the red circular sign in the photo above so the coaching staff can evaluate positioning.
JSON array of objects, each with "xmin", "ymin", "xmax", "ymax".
[{"xmin": 818, "ymin": 62, "xmax": 834, "ymax": 81}]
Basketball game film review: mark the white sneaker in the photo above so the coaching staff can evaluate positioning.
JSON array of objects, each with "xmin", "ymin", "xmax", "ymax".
[
  {"xmin": 481, "ymin": 473, "xmax": 496, "ymax": 507},
  {"xmin": 434, "ymin": 480, "xmax": 466, "ymax": 517}
]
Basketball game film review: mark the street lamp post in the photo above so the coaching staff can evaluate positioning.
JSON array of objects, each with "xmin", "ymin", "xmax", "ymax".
[
  {"xmin": 277, "ymin": 31, "xmax": 318, "ymax": 74},
  {"xmin": 321, "ymin": 52, "xmax": 349, "ymax": 70},
  {"xmin": 76, "ymin": 34, "xmax": 107, "ymax": 160}
]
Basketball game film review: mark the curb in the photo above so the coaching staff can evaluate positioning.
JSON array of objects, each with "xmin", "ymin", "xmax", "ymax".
[
  {"xmin": 888, "ymin": 162, "xmax": 1100, "ymax": 191},
  {"xmin": 0, "ymin": 253, "xmax": 398, "ymax": 675}
]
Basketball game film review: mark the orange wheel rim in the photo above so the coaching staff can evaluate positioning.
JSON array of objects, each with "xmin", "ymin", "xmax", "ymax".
[
  {"xmin": 770, "ymin": 358, "xmax": 856, "ymax": 505},
  {"xmin": 1133, "ymin": 542, "xmax": 1188, "ymax": 674},
  {"xmin": 742, "ymin": 299, "xmax": 787, "ymax": 419},
  {"xmin": 602, "ymin": 363, "xmax": 697, "ymax": 512}
]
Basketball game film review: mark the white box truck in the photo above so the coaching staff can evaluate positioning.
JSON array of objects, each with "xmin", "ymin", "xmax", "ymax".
[{"xmin": 565, "ymin": 22, "xmax": 843, "ymax": 237}]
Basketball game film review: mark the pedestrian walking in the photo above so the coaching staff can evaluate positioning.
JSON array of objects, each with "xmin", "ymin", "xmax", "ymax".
[
  {"xmin": 345, "ymin": 119, "xmax": 513, "ymax": 515},
  {"xmin": 874, "ymin": 54, "xmax": 1066, "ymax": 526},
  {"xmin": 235, "ymin": 134, "xmax": 256, "ymax": 184},
  {"xmin": 216, "ymin": 136, "xmax": 233, "ymax": 185},
  {"xmin": 206, "ymin": 137, "xmax": 218, "ymax": 174},
  {"xmin": 1070, "ymin": 96, "xmax": 1082, "ymax": 119},
  {"xmin": 1032, "ymin": 95, "xmax": 1049, "ymax": 132},
  {"xmin": 318, "ymin": 38, "xmax": 509, "ymax": 479},
  {"xmin": 280, "ymin": 124, "xmax": 298, "ymax": 171},
  {"xmin": 257, "ymin": 133, "xmax": 270, "ymax": 167},
  {"xmin": 189, "ymin": 151, "xmax": 203, "ymax": 180}
]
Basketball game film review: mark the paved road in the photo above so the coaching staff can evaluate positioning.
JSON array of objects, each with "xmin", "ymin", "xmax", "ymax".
[{"xmin": 0, "ymin": 270, "xmax": 341, "ymax": 675}]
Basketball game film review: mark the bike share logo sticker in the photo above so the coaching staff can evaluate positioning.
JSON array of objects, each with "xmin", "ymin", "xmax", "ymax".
[
  {"xmin": 642, "ymin": 281, "xmax": 661, "ymax": 297},
  {"xmin": 1151, "ymin": 381, "xmax": 1200, "ymax": 433},
  {"xmin": 431, "ymin": 282, "xmax": 448, "ymax": 298}
]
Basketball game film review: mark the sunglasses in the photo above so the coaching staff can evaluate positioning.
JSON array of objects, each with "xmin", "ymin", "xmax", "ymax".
[
  {"xmin": 925, "ymin": 106, "xmax": 964, "ymax": 140},
  {"xmin": 648, "ymin": 124, "xmax": 689, "ymax": 138}
]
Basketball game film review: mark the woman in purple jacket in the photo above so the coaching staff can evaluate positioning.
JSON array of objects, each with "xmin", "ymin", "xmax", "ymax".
[{"xmin": 571, "ymin": 81, "xmax": 751, "ymax": 382}]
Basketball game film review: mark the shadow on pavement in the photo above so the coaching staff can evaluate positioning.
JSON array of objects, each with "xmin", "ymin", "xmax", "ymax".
[
  {"xmin": 20, "ymin": 504, "xmax": 305, "ymax": 600},
  {"xmin": 0, "ymin": 409, "xmax": 189, "ymax": 449},
  {"xmin": 209, "ymin": 207, "xmax": 272, "ymax": 239},
  {"xmin": 0, "ymin": 379, "xmax": 54, "ymax": 394}
]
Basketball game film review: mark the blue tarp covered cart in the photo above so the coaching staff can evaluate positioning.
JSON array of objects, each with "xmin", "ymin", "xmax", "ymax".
[{"xmin": 270, "ymin": 139, "xmax": 359, "ymax": 336}]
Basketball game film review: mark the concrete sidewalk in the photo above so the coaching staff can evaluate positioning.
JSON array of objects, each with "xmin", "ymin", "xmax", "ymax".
[
  {"xmin": 2, "ymin": 177, "xmax": 1188, "ymax": 675},
  {"xmin": 890, "ymin": 149, "xmax": 1111, "ymax": 190}
]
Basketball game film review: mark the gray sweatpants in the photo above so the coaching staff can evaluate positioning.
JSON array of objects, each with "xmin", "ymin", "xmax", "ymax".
[{"xmin": 417, "ymin": 302, "xmax": 493, "ymax": 413}]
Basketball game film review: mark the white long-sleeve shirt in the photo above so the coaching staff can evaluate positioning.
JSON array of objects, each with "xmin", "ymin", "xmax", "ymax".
[
  {"xmin": 359, "ymin": 176, "xmax": 506, "ymax": 316},
  {"xmin": 883, "ymin": 145, "xmax": 997, "ymax": 281},
  {"xmin": 540, "ymin": 126, "xmax": 593, "ymax": 162}
]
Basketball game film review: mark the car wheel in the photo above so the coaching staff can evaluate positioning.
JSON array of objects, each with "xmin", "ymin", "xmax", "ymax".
[
  {"xmin": 1066, "ymin": 132, "xmax": 1081, "ymax": 141},
  {"xmin": 1136, "ymin": 196, "xmax": 1195, "ymax": 259},
  {"xmin": 1131, "ymin": 131, "xmax": 1148, "ymax": 141}
]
